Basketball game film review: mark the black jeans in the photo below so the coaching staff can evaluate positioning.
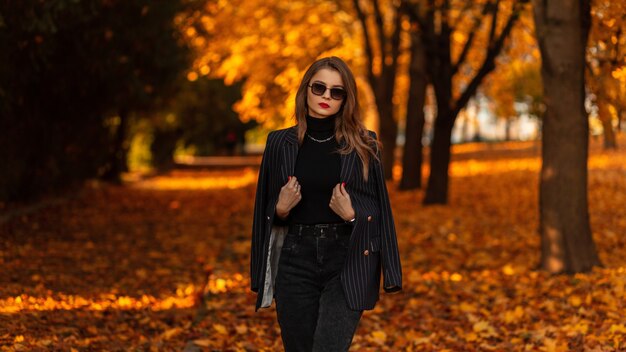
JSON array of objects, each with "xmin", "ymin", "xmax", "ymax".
[{"xmin": 275, "ymin": 224, "xmax": 363, "ymax": 352}]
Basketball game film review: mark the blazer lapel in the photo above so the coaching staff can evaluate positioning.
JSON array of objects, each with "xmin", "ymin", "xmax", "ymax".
[
  {"xmin": 337, "ymin": 131, "xmax": 357, "ymax": 184},
  {"xmin": 283, "ymin": 127, "xmax": 298, "ymax": 180},
  {"xmin": 340, "ymin": 145, "xmax": 356, "ymax": 184}
]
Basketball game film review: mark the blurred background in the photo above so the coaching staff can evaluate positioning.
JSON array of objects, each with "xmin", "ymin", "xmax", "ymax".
[
  {"xmin": 1, "ymin": 0, "xmax": 623, "ymax": 203},
  {"xmin": 2, "ymin": 1, "xmax": 626, "ymax": 350}
]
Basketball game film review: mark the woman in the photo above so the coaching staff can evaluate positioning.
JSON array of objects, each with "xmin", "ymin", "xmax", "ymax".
[{"xmin": 250, "ymin": 56, "xmax": 402, "ymax": 351}]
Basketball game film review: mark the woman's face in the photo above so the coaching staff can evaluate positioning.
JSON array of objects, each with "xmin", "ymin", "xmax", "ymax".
[{"xmin": 306, "ymin": 68, "xmax": 345, "ymax": 119}]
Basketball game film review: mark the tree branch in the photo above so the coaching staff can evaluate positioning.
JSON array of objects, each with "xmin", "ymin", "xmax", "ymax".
[
  {"xmin": 450, "ymin": 1, "xmax": 474, "ymax": 31},
  {"xmin": 372, "ymin": 0, "xmax": 387, "ymax": 61},
  {"xmin": 352, "ymin": 0, "xmax": 377, "ymax": 88},
  {"xmin": 452, "ymin": 0, "xmax": 526, "ymax": 118},
  {"xmin": 611, "ymin": 26, "xmax": 622, "ymax": 66},
  {"xmin": 452, "ymin": 1, "xmax": 492, "ymax": 76},
  {"xmin": 390, "ymin": 4, "xmax": 402, "ymax": 75},
  {"xmin": 400, "ymin": 0, "xmax": 426, "ymax": 32},
  {"xmin": 488, "ymin": 0, "xmax": 501, "ymax": 44}
]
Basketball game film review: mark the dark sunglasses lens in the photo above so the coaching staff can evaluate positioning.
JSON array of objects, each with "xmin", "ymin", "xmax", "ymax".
[
  {"xmin": 311, "ymin": 83, "xmax": 326, "ymax": 96},
  {"xmin": 330, "ymin": 88, "xmax": 346, "ymax": 100},
  {"xmin": 310, "ymin": 82, "xmax": 345, "ymax": 100}
]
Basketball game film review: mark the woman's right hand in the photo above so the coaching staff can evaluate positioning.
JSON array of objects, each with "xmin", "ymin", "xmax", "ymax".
[{"xmin": 276, "ymin": 176, "xmax": 302, "ymax": 219}]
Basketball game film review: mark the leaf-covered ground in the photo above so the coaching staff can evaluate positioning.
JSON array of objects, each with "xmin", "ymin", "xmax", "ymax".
[{"xmin": 1, "ymin": 136, "xmax": 625, "ymax": 351}]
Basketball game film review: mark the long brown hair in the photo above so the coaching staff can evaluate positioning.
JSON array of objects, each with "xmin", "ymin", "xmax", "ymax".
[{"xmin": 294, "ymin": 56, "xmax": 381, "ymax": 182}]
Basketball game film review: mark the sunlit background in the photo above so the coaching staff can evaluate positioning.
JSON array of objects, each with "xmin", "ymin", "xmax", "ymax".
[{"xmin": 2, "ymin": 0, "xmax": 626, "ymax": 350}]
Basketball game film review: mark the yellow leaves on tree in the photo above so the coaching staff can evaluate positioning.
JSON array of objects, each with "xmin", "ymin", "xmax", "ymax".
[{"xmin": 177, "ymin": 0, "xmax": 359, "ymax": 132}]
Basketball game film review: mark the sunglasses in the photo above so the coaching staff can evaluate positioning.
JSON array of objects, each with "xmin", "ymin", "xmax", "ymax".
[{"xmin": 308, "ymin": 82, "xmax": 347, "ymax": 100}]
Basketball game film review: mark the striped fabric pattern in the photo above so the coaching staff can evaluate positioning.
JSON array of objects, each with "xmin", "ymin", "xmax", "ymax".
[{"xmin": 250, "ymin": 126, "xmax": 403, "ymax": 311}]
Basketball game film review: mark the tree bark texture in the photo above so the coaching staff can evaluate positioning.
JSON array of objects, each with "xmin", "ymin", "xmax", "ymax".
[{"xmin": 532, "ymin": 0, "xmax": 601, "ymax": 273}]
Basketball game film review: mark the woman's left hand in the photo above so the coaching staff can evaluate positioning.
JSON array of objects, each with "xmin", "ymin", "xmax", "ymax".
[{"xmin": 329, "ymin": 182, "xmax": 355, "ymax": 221}]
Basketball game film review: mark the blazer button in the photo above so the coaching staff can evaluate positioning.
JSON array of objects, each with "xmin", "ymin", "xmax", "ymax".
[
  {"xmin": 267, "ymin": 216, "xmax": 270, "ymax": 220},
  {"xmin": 367, "ymin": 215, "xmax": 372, "ymax": 222},
  {"xmin": 363, "ymin": 249, "xmax": 369, "ymax": 256}
]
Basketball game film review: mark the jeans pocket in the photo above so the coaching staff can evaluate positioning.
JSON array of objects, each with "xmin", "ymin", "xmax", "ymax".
[
  {"xmin": 279, "ymin": 234, "xmax": 300, "ymax": 267},
  {"xmin": 282, "ymin": 233, "xmax": 298, "ymax": 252},
  {"xmin": 337, "ymin": 235, "xmax": 351, "ymax": 250}
]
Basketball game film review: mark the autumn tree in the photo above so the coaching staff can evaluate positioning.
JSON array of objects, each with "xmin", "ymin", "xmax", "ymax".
[
  {"xmin": 532, "ymin": 0, "xmax": 601, "ymax": 273},
  {"xmin": 403, "ymin": 0, "xmax": 530, "ymax": 203},
  {"xmin": 148, "ymin": 77, "xmax": 249, "ymax": 170},
  {"xmin": 181, "ymin": 0, "xmax": 355, "ymax": 134},
  {"xmin": 400, "ymin": 23, "xmax": 429, "ymax": 189},
  {"xmin": 586, "ymin": 1, "xmax": 626, "ymax": 149},
  {"xmin": 99, "ymin": 1, "xmax": 193, "ymax": 182},
  {"xmin": 484, "ymin": 60, "xmax": 543, "ymax": 141},
  {"xmin": 0, "ymin": 0, "xmax": 191, "ymax": 200},
  {"xmin": 350, "ymin": 0, "xmax": 403, "ymax": 178}
]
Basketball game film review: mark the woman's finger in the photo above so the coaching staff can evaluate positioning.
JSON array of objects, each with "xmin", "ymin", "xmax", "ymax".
[
  {"xmin": 336, "ymin": 183, "xmax": 346, "ymax": 198},
  {"xmin": 335, "ymin": 183, "xmax": 343, "ymax": 196},
  {"xmin": 339, "ymin": 182, "xmax": 347, "ymax": 196}
]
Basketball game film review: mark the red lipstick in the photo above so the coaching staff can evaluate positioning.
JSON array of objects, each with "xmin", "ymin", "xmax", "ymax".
[{"xmin": 319, "ymin": 103, "xmax": 330, "ymax": 109}]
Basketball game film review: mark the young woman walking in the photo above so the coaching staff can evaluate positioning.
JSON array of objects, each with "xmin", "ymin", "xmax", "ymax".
[{"xmin": 250, "ymin": 56, "xmax": 402, "ymax": 351}]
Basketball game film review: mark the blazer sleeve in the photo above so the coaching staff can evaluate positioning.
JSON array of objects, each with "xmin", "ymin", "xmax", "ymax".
[
  {"xmin": 250, "ymin": 131, "xmax": 275, "ymax": 292},
  {"xmin": 370, "ymin": 131, "xmax": 403, "ymax": 293}
]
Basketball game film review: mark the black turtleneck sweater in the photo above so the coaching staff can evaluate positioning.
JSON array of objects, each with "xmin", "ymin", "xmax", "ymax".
[{"xmin": 274, "ymin": 114, "xmax": 345, "ymax": 225}]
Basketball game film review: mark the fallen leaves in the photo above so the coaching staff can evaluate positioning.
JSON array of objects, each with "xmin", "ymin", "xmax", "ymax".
[
  {"xmin": 369, "ymin": 330, "xmax": 387, "ymax": 345},
  {"xmin": 160, "ymin": 327, "xmax": 184, "ymax": 340},
  {"xmin": 1, "ymin": 137, "xmax": 625, "ymax": 350}
]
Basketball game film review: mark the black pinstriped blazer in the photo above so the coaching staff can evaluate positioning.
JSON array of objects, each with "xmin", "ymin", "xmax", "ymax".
[{"xmin": 250, "ymin": 125, "xmax": 402, "ymax": 311}]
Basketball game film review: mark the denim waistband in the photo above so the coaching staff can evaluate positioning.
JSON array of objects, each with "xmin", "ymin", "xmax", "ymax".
[{"xmin": 288, "ymin": 222, "xmax": 352, "ymax": 238}]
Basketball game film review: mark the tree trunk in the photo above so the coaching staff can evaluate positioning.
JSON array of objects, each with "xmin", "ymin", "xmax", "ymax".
[
  {"xmin": 151, "ymin": 127, "xmax": 181, "ymax": 172},
  {"xmin": 532, "ymin": 0, "xmax": 601, "ymax": 273},
  {"xmin": 472, "ymin": 112, "xmax": 482, "ymax": 142},
  {"xmin": 376, "ymin": 93, "xmax": 398, "ymax": 180},
  {"xmin": 422, "ymin": 17, "xmax": 455, "ymax": 205},
  {"xmin": 352, "ymin": 0, "xmax": 401, "ymax": 180},
  {"xmin": 597, "ymin": 100, "xmax": 617, "ymax": 149},
  {"xmin": 423, "ymin": 105, "xmax": 455, "ymax": 204},
  {"xmin": 403, "ymin": 0, "xmax": 525, "ymax": 205},
  {"xmin": 400, "ymin": 31, "xmax": 428, "ymax": 190},
  {"xmin": 101, "ymin": 108, "xmax": 129, "ymax": 184},
  {"xmin": 505, "ymin": 117, "xmax": 512, "ymax": 141},
  {"xmin": 460, "ymin": 112, "xmax": 469, "ymax": 143}
]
